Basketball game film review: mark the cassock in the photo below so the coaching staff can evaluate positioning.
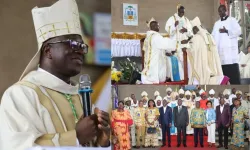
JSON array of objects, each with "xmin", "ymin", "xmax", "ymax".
[
  {"xmin": 141, "ymin": 30, "xmax": 176, "ymax": 84},
  {"xmin": 188, "ymin": 17, "xmax": 225, "ymax": 85},
  {"xmin": 240, "ymin": 53, "xmax": 250, "ymax": 78},
  {"xmin": 212, "ymin": 16, "xmax": 241, "ymax": 84}
]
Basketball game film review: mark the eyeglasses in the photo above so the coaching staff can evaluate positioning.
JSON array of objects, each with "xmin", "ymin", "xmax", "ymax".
[{"xmin": 47, "ymin": 39, "xmax": 88, "ymax": 54}]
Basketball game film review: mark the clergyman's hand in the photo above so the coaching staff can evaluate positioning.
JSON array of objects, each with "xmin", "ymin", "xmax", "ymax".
[
  {"xmin": 181, "ymin": 40, "xmax": 189, "ymax": 44},
  {"xmin": 166, "ymin": 52, "xmax": 172, "ymax": 56},
  {"xmin": 182, "ymin": 48, "xmax": 187, "ymax": 52},
  {"xmin": 219, "ymin": 26, "xmax": 228, "ymax": 33},
  {"xmin": 76, "ymin": 115, "xmax": 98, "ymax": 145},
  {"xmin": 95, "ymin": 108, "xmax": 111, "ymax": 147},
  {"xmin": 180, "ymin": 27, "xmax": 187, "ymax": 33},
  {"xmin": 171, "ymin": 51, "xmax": 177, "ymax": 55},
  {"xmin": 175, "ymin": 21, "xmax": 179, "ymax": 27}
]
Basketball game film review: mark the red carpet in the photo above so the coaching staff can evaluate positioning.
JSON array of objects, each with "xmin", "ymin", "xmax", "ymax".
[{"xmin": 160, "ymin": 135, "xmax": 217, "ymax": 150}]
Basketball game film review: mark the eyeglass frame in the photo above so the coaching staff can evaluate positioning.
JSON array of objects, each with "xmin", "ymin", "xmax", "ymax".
[{"xmin": 46, "ymin": 39, "xmax": 88, "ymax": 54}]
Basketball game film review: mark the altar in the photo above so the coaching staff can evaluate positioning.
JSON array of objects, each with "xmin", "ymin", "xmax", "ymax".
[{"xmin": 111, "ymin": 32, "xmax": 188, "ymax": 85}]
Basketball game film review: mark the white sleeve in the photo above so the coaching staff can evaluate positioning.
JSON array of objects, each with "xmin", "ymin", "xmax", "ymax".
[
  {"xmin": 152, "ymin": 34, "xmax": 177, "ymax": 53},
  {"xmin": 0, "ymin": 85, "xmax": 45, "ymax": 150},
  {"xmin": 228, "ymin": 18, "xmax": 241, "ymax": 39},
  {"xmin": 186, "ymin": 18, "xmax": 193, "ymax": 37},
  {"xmin": 165, "ymin": 17, "xmax": 177, "ymax": 36},
  {"xmin": 0, "ymin": 85, "xmax": 78, "ymax": 150}
]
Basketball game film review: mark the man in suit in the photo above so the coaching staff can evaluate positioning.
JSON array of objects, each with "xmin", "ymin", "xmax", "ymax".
[
  {"xmin": 173, "ymin": 99, "xmax": 189, "ymax": 147},
  {"xmin": 159, "ymin": 98, "xmax": 172, "ymax": 147},
  {"xmin": 216, "ymin": 97, "xmax": 231, "ymax": 149}
]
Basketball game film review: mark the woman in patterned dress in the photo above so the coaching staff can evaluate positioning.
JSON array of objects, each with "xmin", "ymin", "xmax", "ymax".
[
  {"xmin": 231, "ymin": 98, "xmax": 249, "ymax": 149},
  {"xmin": 145, "ymin": 99, "xmax": 160, "ymax": 148},
  {"xmin": 111, "ymin": 101, "xmax": 133, "ymax": 150}
]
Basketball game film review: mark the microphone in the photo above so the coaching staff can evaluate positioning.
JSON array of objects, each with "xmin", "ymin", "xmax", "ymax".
[{"xmin": 79, "ymin": 74, "xmax": 93, "ymax": 117}]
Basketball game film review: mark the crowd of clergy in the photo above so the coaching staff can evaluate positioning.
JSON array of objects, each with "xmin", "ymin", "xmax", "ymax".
[
  {"xmin": 111, "ymin": 87, "xmax": 250, "ymax": 149},
  {"xmin": 141, "ymin": 4, "xmax": 250, "ymax": 85}
]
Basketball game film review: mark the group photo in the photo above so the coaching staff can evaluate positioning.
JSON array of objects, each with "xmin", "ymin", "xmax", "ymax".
[
  {"xmin": 111, "ymin": 85, "xmax": 250, "ymax": 150},
  {"xmin": 111, "ymin": 0, "xmax": 250, "ymax": 85}
]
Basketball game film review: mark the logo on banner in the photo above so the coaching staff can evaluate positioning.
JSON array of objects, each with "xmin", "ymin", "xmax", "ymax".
[{"xmin": 124, "ymin": 5, "xmax": 137, "ymax": 21}]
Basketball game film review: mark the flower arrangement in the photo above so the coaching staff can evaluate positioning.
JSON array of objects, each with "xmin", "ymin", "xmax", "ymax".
[
  {"xmin": 111, "ymin": 69, "xmax": 122, "ymax": 82},
  {"xmin": 119, "ymin": 58, "xmax": 140, "ymax": 82},
  {"xmin": 111, "ymin": 58, "xmax": 141, "ymax": 84},
  {"xmin": 111, "ymin": 61, "xmax": 122, "ymax": 83}
]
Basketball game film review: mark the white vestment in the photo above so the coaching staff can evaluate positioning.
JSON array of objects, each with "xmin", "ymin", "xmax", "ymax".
[
  {"xmin": 188, "ymin": 27, "xmax": 224, "ymax": 85},
  {"xmin": 240, "ymin": 53, "xmax": 250, "ymax": 78},
  {"xmin": 208, "ymin": 97, "xmax": 219, "ymax": 109},
  {"xmin": 165, "ymin": 14, "xmax": 192, "ymax": 81},
  {"xmin": 212, "ymin": 17, "xmax": 241, "ymax": 65},
  {"xmin": 165, "ymin": 13, "xmax": 193, "ymax": 63},
  {"xmin": 131, "ymin": 100, "xmax": 139, "ymax": 108},
  {"xmin": 0, "ymin": 70, "xmax": 98, "ymax": 150},
  {"xmin": 141, "ymin": 30, "xmax": 176, "ymax": 84},
  {"xmin": 229, "ymin": 94, "xmax": 237, "ymax": 105}
]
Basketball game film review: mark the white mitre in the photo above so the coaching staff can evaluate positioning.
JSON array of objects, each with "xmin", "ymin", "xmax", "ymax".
[
  {"xmin": 185, "ymin": 90, "xmax": 191, "ymax": 96},
  {"xmin": 155, "ymin": 95, "xmax": 162, "ymax": 101},
  {"xmin": 20, "ymin": 0, "xmax": 82, "ymax": 80},
  {"xmin": 166, "ymin": 87, "xmax": 172, "ymax": 92},
  {"xmin": 190, "ymin": 16, "xmax": 201, "ymax": 27},
  {"xmin": 124, "ymin": 97, "xmax": 132, "ymax": 103},
  {"xmin": 147, "ymin": 17, "xmax": 156, "ymax": 28},
  {"xmin": 179, "ymin": 89, "xmax": 185, "ymax": 94},
  {"xmin": 209, "ymin": 89, "xmax": 215, "ymax": 95},
  {"xmin": 223, "ymin": 89, "xmax": 231, "ymax": 95},
  {"xmin": 154, "ymin": 90, "xmax": 160, "ymax": 96},
  {"xmin": 236, "ymin": 90, "xmax": 242, "ymax": 95},
  {"xmin": 141, "ymin": 91, "xmax": 148, "ymax": 97}
]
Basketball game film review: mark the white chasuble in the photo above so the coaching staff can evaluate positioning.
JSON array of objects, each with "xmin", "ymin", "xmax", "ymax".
[{"xmin": 188, "ymin": 28, "xmax": 224, "ymax": 85}]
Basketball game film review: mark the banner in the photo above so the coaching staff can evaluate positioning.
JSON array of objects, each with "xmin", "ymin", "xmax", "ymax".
[{"xmin": 123, "ymin": 3, "xmax": 138, "ymax": 26}]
